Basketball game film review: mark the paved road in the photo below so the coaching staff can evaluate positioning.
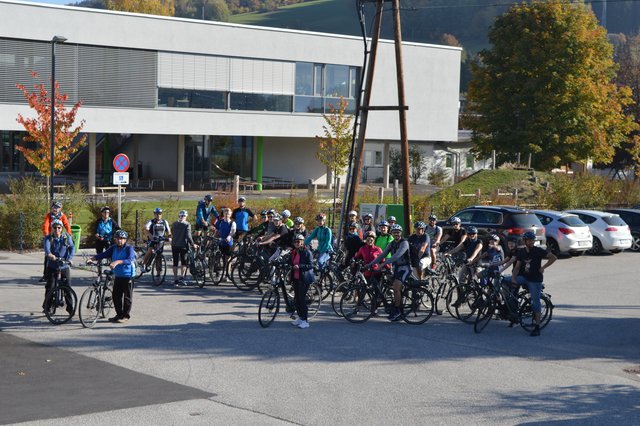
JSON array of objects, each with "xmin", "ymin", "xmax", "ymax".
[{"xmin": 1, "ymin": 249, "xmax": 639, "ymax": 425}]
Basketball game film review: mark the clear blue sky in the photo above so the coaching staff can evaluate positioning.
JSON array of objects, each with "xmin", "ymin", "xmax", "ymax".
[{"xmin": 23, "ymin": 0, "xmax": 72, "ymax": 5}]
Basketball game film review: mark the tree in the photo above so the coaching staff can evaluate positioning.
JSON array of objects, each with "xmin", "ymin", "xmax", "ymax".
[
  {"xmin": 466, "ymin": 1, "xmax": 637, "ymax": 170},
  {"xmin": 390, "ymin": 145, "xmax": 425, "ymax": 184},
  {"xmin": 175, "ymin": 0, "xmax": 229, "ymax": 21},
  {"xmin": 16, "ymin": 72, "xmax": 87, "ymax": 198},
  {"xmin": 105, "ymin": 0, "xmax": 174, "ymax": 16}
]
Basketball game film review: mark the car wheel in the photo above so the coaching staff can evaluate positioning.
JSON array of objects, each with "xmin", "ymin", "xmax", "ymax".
[
  {"xmin": 588, "ymin": 237, "xmax": 603, "ymax": 255},
  {"xmin": 546, "ymin": 238, "xmax": 560, "ymax": 256},
  {"xmin": 631, "ymin": 232, "xmax": 640, "ymax": 252}
]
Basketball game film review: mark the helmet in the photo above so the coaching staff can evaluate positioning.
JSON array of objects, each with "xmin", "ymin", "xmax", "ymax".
[
  {"xmin": 508, "ymin": 236, "xmax": 520, "ymax": 243},
  {"xmin": 51, "ymin": 219, "xmax": 63, "ymax": 228},
  {"xmin": 365, "ymin": 230, "xmax": 376, "ymax": 239},
  {"xmin": 387, "ymin": 216, "xmax": 396, "ymax": 222},
  {"xmin": 179, "ymin": 210, "xmax": 188, "ymax": 217},
  {"xmin": 294, "ymin": 234, "xmax": 306, "ymax": 241},
  {"xmin": 101, "ymin": 206, "xmax": 110, "ymax": 213},
  {"xmin": 378, "ymin": 220, "xmax": 389, "ymax": 228},
  {"xmin": 348, "ymin": 210, "xmax": 358, "ymax": 216},
  {"xmin": 260, "ymin": 210, "xmax": 268, "ymax": 216},
  {"xmin": 348, "ymin": 221, "xmax": 358, "ymax": 229},
  {"xmin": 114, "ymin": 229, "xmax": 128, "ymax": 239},
  {"xmin": 428, "ymin": 214, "xmax": 437, "ymax": 221},
  {"xmin": 238, "ymin": 196, "xmax": 246, "ymax": 202},
  {"xmin": 282, "ymin": 209, "xmax": 291, "ymax": 218},
  {"xmin": 450, "ymin": 216, "xmax": 461, "ymax": 224},
  {"xmin": 204, "ymin": 194, "xmax": 213, "ymax": 202},
  {"xmin": 414, "ymin": 221, "xmax": 426, "ymax": 229},
  {"xmin": 390, "ymin": 224, "xmax": 403, "ymax": 233},
  {"xmin": 51, "ymin": 202, "xmax": 62, "ymax": 209},
  {"xmin": 467, "ymin": 226, "xmax": 478, "ymax": 234},
  {"xmin": 489, "ymin": 234, "xmax": 500, "ymax": 242},
  {"xmin": 272, "ymin": 214, "xmax": 282, "ymax": 221},
  {"xmin": 154, "ymin": 207, "xmax": 163, "ymax": 214},
  {"xmin": 294, "ymin": 216, "xmax": 305, "ymax": 224},
  {"xmin": 267, "ymin": 209, "xmax": 275, "ymax": 215},
  {"xmin": 363, "ymin": 213, "xmax": 373, "ymax": 219},
  {"xmin": 315, "ymin": 213, "xmax": 326, "ymax": 221},
  {"xmin": 522, "ymin": 231, "xmax": 536, "ymax": 240}
]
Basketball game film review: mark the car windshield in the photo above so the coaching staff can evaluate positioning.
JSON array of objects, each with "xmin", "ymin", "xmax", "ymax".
[
  {"xmin": 511, "ymin": 213, "xmax": 543, "ymax": 227},
  {"xmin": 602, "ymin": 215, "xmax": 626, "ymax": 226},
  {"xmin": 559, "ymin": 216, "xmax": 587, "ymax": 227}
]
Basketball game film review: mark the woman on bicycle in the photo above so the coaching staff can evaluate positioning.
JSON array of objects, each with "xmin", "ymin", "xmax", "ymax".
[
  {"xmin": 290, "ymin": 234, "xmax": 315, "ymax": 329},
  {"xmin": 304, "ymin": 213, "xmax": 333, "ymax": 269},
  {"xmin": 91, "ymin": 229, "xmax": 136, "ymax": 323},
  {"xmin": 354, "ymin": 230, "xmax": 384, "ymax": 284},
  {"xmin": 43, "ymin": 219, "xmax": 75, "ymax": 314},
  {"xmin": 215, "ymin": 208, "xmax": 236, "ymax": 281}
]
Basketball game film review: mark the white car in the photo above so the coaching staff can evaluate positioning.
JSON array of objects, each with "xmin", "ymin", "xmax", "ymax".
[
  {"xmin": 565, "ymin": 210, "xmax": 633, "ymax": 254},
  {"xmin": 533, "ymin": 210, "xmax": 592, "ymax": 256}
]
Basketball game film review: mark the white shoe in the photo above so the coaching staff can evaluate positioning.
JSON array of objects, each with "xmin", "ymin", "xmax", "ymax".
[
  {"xmin": 291, "ymin": 318, "xmax": 303, "ymax": 326},
  {"xmin": 298, "ymin": 320, "xmax": 310, "ymax": 329}
]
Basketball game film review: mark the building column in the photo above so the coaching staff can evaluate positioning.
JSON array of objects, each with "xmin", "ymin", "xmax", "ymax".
[
  {"xmin": 88, "ymin": 133, "xmax": 96, "ymax": 195},
  {"xmin": 383, "ymin": 141, "xmax": 390, "ymax": 189},
  {"xmin": 177, "ymin": 135, "xmax": 185, "ymax": 192},
  {"xmin": 255, "ymin": 136, "xmax": 263, "ymax": 191}
]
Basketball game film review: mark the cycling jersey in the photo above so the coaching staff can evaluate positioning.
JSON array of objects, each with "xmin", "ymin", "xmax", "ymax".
[
  {"xmin": 375, "ymin": 233, "xmax": 394, "ymax": 258},
  {"xmin": 425, "ymin": 224, "xmax": 442, "ymax": 241},
  {"xmin": 215, "ymin": 219, "xmax": 236, "ymax": 246},
  {"xmin": 196, "ymin": 201, "xmax": 219, "ymax": 227},
  {"xmin": 231, "ymin": 207, "xmax": 254, "ymax": 232},
  {"xmin": 96, "ymin": 217, "xmax": 119, "ymax": 241},
  {"xmin": 447, "ymin": 228, "xmax": 467, "ymax": 246},
  {"xmin": 94, "ymin": 244, "xmax": 136, "ymax": 278},
  {"xmin": 463, "ymin": 238, "xmax": 483, "ymax": 258},
  {"xmin": 146, "ymin": 218, "xmax": 170, "ymax": 238},
  {"xmin": 42, "ymin": 212, "xmax": 72, "ymax": 236},
  {"xmin": 304, "ymin": 226, "xmax": 333, "ymax": 254},
  {"xmin": 44, "ymin": 234, "xmax": 74, "ymax": 269}
]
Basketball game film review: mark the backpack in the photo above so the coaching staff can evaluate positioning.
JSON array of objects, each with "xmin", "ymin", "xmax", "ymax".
[
  {"xmin": 390, "ymin": 238, "xmax": 413, "ymax": 267},
  {"xmin": 408, "ymin": 242, "xmax": 420, "ymax": 268}
]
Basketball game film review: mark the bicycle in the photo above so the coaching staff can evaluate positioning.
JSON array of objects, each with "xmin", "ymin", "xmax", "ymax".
[
  {"xmin": 258, "ymin": 256, "xmax": 322, "ymax": 328},
  {"xmin": 43, "ymin": 259, "xmax": 77, "ymax": 325},
  {"xmin": 79, "ymin": 259, "xmax": 114, "ymax": 328},
  {"xmin": 185, "ymin": 243, "xmax": 207, "ymax": 287},
  {"xmin": 134, "ymin": 236, "xmax": 167, "ymax": 286}
]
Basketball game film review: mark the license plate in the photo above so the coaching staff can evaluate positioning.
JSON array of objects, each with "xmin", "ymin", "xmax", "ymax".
[
  {"xmin": 578, "ymin": 241, "xmax": 589, "ymax": 246},
  {"xmin": 619, "ymin": 240, "xmax": 631, "ymax": 245}
]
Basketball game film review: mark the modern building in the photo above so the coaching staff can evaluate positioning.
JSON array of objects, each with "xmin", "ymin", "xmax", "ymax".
[{"xmin": 0, "ymin": 0, "xmax": 462, "ymax": 193}]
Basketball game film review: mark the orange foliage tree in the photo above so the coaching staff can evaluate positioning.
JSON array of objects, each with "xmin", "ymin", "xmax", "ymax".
[{"xmin": 16, "ymin": 72, "xmax": 87, "ymax": 192}]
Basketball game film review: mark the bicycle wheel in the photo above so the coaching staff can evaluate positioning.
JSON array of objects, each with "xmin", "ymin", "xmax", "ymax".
[
  {"xmin": 339, "ymin": 286, "xmax": 375, "ymax": 323},
  {"xmin": 151, "ymin": 255, "xmax": 166, "ymax": 286},
  {"xmin": 448, "ymin": 282, "xmax": 480, "ymax": 324},
  {"xmin": 519, "ymin": 293, "xmax": 554, "ymax": 332},
  {"xmin": 208, "ymin": 251, "xmax": 226, "ymax": 285},
  {"xmin": 331, "ymin": 281, "xmax": 350, "ymax": 317},
  {"xmin": 258, "ymin": 289, "xmax": 280, "ymax": 328},
  {"xmin": 192, "ymin": 257, "xmax": 207, "ymax": 288},
  {"xmin": 101, "ymin": 286, "xmax": 113, "ymax": 318},
  {"xmin": 44, "ymin": 286, "xmax": 77, "ymax": 325},
  {"xmin": 316, "ymin": 272, "xmax": 335, "ymax": 301},
  {"xmin": 78, "ymin": 286, "xmax": 100, "ymax": 328},
  {"xmin": 230, "ymin": 257, "xmax": 257, "ymax": 291},
  {"xmin": 133, "ymin": 247, "xmax": 146, "ymax": 279},
  {"xmin": 401, "ymin": 285, "xmax": 435, "ymax": 325},
  {"xmin": 306, "ymin": 282, "xmax": 322, "ymax": 319},
  {"xmin": 473, "ymin": 292, "xmax": 494, "ymax": 334}
]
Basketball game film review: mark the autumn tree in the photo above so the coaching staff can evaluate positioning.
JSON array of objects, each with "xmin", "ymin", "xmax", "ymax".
[
  {"xmin": 175, "ymin": 0, "xmax": 229, "ymax": 21},
  {"xmin": 16, "ymin": 72, "xmax": 87, "ymax": 198},
  {"xmin": 105, "ymin": 0, "xmax": 174, "ymax": 16},
  {"xmin": 466, "ymin": 1, "xmax": 637, "ymax": 170}
]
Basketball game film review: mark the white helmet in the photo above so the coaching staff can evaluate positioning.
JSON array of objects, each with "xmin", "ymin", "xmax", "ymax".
[{"xmin": 282, "ymin": 209, "xmax": 291, "ymax": 218}]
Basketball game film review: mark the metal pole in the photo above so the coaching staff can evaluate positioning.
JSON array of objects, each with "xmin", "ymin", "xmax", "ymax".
[
  {"xmin": 118, "ymin": 184, "xmax": 122, "ymax": 225},
  {"xmin": 49, "ymin": 41, "xmax": 56, "ymax": 204},
  {"xmin": 392, "ymin": 0, "xmax": 412, "ymax": 235}
]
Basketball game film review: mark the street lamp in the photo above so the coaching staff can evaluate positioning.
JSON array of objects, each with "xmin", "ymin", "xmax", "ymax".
[{"xmin": 50, "ymin": 35, "xmax": 67, "ymax": 203}]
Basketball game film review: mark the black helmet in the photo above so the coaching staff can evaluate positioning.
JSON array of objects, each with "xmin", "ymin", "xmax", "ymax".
[
  {"xmin": 428, "ymin": 214, "xmax": 437, "ymax": 221},
  {"xmin": 260, "ymin": 209, "xmax": 268, "ymax": 216},
  {"xmin": 467, "ymin": 226, "xmax": 478, "ymax": 234},
  {"xmin": 101, "ymin": 206, "xmax": 110, "ymax": 213},
  {"xmin": 315, "ymin": 213, "xmax": 326, "ymax": 221},
  {"xmin": 204, "ymin": 194, "xmax": 213, "ymax": 202},
  {"xmin": 522, "ymin": 231, "xmax": 536, "ymax": 240}
]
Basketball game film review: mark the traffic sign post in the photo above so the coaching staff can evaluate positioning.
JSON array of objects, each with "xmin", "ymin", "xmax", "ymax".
[{"xmin": 112, "ymin": 154, "xmax": 130, "ymax": 226}]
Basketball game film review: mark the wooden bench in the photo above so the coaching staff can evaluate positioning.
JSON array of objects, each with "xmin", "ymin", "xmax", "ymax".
[{"xmin": 97, "ymin": 186, "xmax": 126, "ymax": 198}]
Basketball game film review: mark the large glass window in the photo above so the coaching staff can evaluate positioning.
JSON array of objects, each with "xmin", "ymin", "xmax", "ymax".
[
  {"xmin": 295, "ymin": 62, "xmax": 314, "ymax": 96},
  {"xmin": 294, "ymin": 62, "xmax": 358, "ymax": 114},
  {"xmin": 229, "ymin": 93, "xmax": 292, "ymax": 112},
  {"xmin": 158, "ymin": 88, "xmax": 226, "ymax": 109},
  {"xmin": 325, "ymin": 65, "xmax": 350, "ymax": 98},
  {"xmin": 184, "ymin": 135, "xmax": 254, "ymax": 188}
]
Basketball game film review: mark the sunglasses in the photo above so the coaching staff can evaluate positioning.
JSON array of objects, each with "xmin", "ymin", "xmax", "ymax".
[{"xmin": 52, "ymin": 226, "xmax": 62, "ymax": 229}]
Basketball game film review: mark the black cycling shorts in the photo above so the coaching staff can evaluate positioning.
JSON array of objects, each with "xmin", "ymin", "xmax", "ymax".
[
  {"xmin": 393, "ymin": 266, "xmax": 412, "ymax": 284},
  {"xmin": 172, "ymin": 247, "xmax": 188, "ymax": 267}
]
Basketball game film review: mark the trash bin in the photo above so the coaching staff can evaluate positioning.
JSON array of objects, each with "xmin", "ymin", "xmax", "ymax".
[{"xmin": 70, "ymin": 224, "xmax": 82, "ymax": 249}]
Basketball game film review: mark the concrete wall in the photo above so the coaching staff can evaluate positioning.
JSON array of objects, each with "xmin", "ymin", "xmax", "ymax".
[{"xmin": 262, "ymin": 137, "xmax": 330, "ymax": 185}]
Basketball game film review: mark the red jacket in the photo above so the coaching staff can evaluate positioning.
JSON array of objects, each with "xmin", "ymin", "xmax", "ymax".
[
  {"xmin": 42, "ymin": 212, "xmax": 72, "ymax": 236},
  {"xmin": 355, "ymin": 244, "xmax": 387, "ymax": 278}
]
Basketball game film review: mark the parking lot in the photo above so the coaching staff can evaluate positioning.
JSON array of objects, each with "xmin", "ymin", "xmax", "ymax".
[{"xmin": 1, "ymin": 248, "xmax": 639, "ymax": 425}]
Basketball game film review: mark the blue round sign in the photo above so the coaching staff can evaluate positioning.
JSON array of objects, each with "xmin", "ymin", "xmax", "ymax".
[{"xmin": 113, "ymin": 154, "xmax": 130, "ymax": 172}]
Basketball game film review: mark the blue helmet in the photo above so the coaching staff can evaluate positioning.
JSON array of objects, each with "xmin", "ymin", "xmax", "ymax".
[
  {"xmin": 467, "ymin": 226, "xmax": 478, "ymax": 234},
  {"xmin": 522, "ymin": 231, "xmax": 536, "ymax": 240},
  {"xmin": 414, "ymin": 221, "xmax": 426, "ymax": 229},
  {"xmin": 114, "ymin": 229, "xmax": 128, "ymax": 239},
  {"xmin": 390, "ymin": 224, "xmax": 403, "ymax": 233},
  {"xmin": 450, "ymin": 216, "xmax": 461, "ymax": 224},
  {"xmin": 154, "ymin": 207, "xmax": 163, "ymax": 214},
  {"xmin": 378, "ymin": 220, "xmax": 389, "ymax": 228}
]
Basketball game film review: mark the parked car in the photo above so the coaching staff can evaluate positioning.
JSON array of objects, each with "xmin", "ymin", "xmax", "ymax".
[
  {"xmin": 439, "ymin": 205, "xmax": 546, "ymax": 248},
  {"xmin": 604, "ymin": 208, "xmax": 640, "ymax": 252},
  {"xmin": 532, "ymin": 210, "xmax": 592, "ymax": 256},
  {"xmin": 565, "ymin": 209, "xmax": 633, "ymax": 254}
]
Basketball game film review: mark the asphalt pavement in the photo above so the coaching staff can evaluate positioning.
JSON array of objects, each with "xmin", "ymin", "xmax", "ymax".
[{"xmin": 0, "ymin": 248, "xmax": 639, "ymax": 425}]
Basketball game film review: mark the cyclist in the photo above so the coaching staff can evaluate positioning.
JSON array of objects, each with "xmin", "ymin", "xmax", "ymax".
[
  {"xmin": 258, "ymin": 213, "xmax": 289, "ymax": 261},
  {"xmin": 40, "ymin": 201, "xmax": 72, "ymax": 282},
  {"xmin": 142, "ymin": 207, "xmax": 171, "ymax": 269},
  {"xmin": 95, "ymin": 206, "xmax": 120, "ymax": 255},
  {"xmin": 248, "ymin": 210, "xmax": 270, "ymax": 237},
  {"xmin": 91, "ymin": 229, "xmax": 136, "ymax": 323},
  {"xmin": 512, "ymin": 231, "xmax": 557, "ymax": 337},
  {"xmin": 480, "ymin": 234, "xmax": 504, "ymax": 272},
  {"xmin": 282, "ymin": 209, "xmax": 294, "ymax": 228},
  {"xmin": 215, "ymin": 207, "xmax": 236, "ymax": 281},
  {"xmin": 282, "ymin": 216, "xmax": 307, "ymax": 248},
  {"xmin": 195, "ymin": 194, "xmax": 219, "ymax": 238},
  {"xmin": 387, "ymin": 216, "xmax": 397, "ymax": 227},
  {"xmin": 304, "ymin": 213, "xmax": 333, "ymax": 269},
  {"xmin": 231, "ymin": 196, "xmax": 254, "ymax": 241},
  {"xmin": 346, "ymin": 210, "xmax": 363, "ymax": 239},
  {"xmin": 343, "ymin": 221, "xmax": 364, "ymax": 265},
  {"xmin": 170, "ymin": 210, "xmax": 196, "ymax": 286},
  {"xmin": 425, "ymin": 214, "xmax": 443, "ymax": 270},
  {"xmin": 43, "ymin": 219, "xmax": 75, "ymax": 314},
  {"xmin": 290, "ymin": 234, "xmax": 316, "ymax": 329},
  {"xmin": 440, "ymin": 216, "xmax": 467, "ymax": 248},
  {"xmin": 445, "ymin": 226, "xmax": 484, "ymax": 307},
  {"xmin": 408, "ymin": 221, "xmax": 431, "ymax": 280},
  {"xmin": 498, "ymin": 236, "xmax": 520, "ymax": 276},
  {"xmin": 354, "ymin": 230, "xmax": 384, "ymax": 284},
  {"xmin": 374, "ymin": 220, "xmax": 394, "ymax": 257},
  {"xmin": 366, "ymin": 224, "xmax": 411, "ymax": 321},
  {"xmin": 361, "ymin": 213, "xmax": 375, "ymax": 234}
]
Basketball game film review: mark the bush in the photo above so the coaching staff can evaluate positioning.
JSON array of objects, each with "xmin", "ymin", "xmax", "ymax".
[
  {"xmin": 0, "ymin": 177, "xmax": 48, "ymax": 250},
  {"xmin": 428, "ymin": 166, "xmax": 449, "ymax": 187},
  {"xmin": 85, "ymin": 195, "xmax": 135, "ymax": 248}
]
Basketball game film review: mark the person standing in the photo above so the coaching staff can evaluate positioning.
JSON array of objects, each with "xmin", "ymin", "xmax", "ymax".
[
  {"xmin": 425, "ymin": 214, "xmax": 442, "ymax": 270},
  {"xmin": 91, "ymin": 229, "xmax": 136, "ymax": 323},
  {"xmin": 408, "ymin": 221, "xmax": 431, "ymax": 280},
  {"xmin": 231, "ymin": 196, "xmax": 254, "ymax": 240},
  {"xmin": 214, "ymin": 207, "xmax": 236, "ymax": 282},
  {"xmin": 304, "ymin": 213, "xmax": 333, "ymax": 269},
  {"xmin": 142, "ymin": 207, "xmax": 171, "ymax": 269},
  {"xmin": 95, "ymin": 206, "xmax": 120, "ymax": 255},
  {"xmin": 290, "ymin": 234, "xmax": 316, "ymax": 329},
  {"xmin": 43, "ymin": 219, "xmax": 75, "ymax": 314},
  {"xmin": 171, "ymin": 210, "xmax": 196, "ymax": 286}
]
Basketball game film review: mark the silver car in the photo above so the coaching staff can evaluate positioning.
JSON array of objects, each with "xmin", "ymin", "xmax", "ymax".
[
  {"xmin": 565, "ymin": 209, "xmax": 633, "ymax": 254},
  {"xmin": 533, "ymin": 210, "xmax": 592, "ymax": 256}
]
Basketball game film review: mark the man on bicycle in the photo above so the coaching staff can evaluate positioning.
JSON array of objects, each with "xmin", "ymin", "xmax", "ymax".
[
  {"xmin": 171, "ymin": 210, "xmax": 197, "ymax": 286},
  {"xmin": 95, "ymin": 206, "xmax": 119, "ymax": 255},
  {"xmin": 43, "ymin": 219, "xmax": 75, "ymax": 314},
  {"xmin": 366, "ymin": 224, "xmax": 412, "ymax": 321},
  {"xmin": 195, "ymin": 194, "xmax": 219, "ymax": 238},
  {"xmin": 142, "ymin": 207, "xmax": 171, "ymax": 268},
  {"xmin": 231, "ymin": 196, "xmax": 254, "ymax": 241},
  {"xmin": 444, "ymin": 226, "xmax": 483, "ymax": 307},
  {"xmin": 248, "ymin": 210, "xmax": 270, "ymax": 237},
  {"xmin": 258, "ymin": 213, "xmax": 289, "ymax": 261},
  {"xmin": 512, "ymin": 231, "xmax": 556, "ymax": 336},
  {"xmin": 408, "ymin": 221, "xmax": 431, "ymax": 280},
  {"xmin": 440, "ymin": 216, "xmax": 467, "ymax": 248}
]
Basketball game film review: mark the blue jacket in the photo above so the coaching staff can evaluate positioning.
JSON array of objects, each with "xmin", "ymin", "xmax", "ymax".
[
  {"xmin": 94, "ymin": 244, "xmax": 136, "ymax": 278},
  {"xmin": 291, "ymin": 247, "xmax": 316, "ymax": 285},
  {"xmin": 304, "ymin": 226, "xmax": 333, "ymax": 254},
  {"xmin": 196, "ymin": 200, "xmax": 219, "ymax": 226},
  {"xmin": 96, "ymin": 217, "xmax": 119, "ymax": 241},
  {"xmin": 44, "ymin": 234, "xmax": 74, "ymax": 269}
]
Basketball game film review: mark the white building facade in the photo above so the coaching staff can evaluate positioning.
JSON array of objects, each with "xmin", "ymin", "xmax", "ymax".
[{"xmin": 0, "ymin": 0, "xmax": 461, "ymax": 192}]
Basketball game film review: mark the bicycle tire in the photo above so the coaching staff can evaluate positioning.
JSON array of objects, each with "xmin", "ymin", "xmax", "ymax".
[
  {"xmin": 208, "ymin": 251, "xmax": 226, "ymax": 286},
  {"xmin": 151, "ymin": 255, "xmax": 166, "ymax": 286},
  {"xmin": 306, "ymin": 282, "xmax": 322, "ymax": 319},
  {"xmin": 230, "ymin": 257, "xmax": 257, "ymax": 291},
  {"xmin": 519, "ymin": 293, "xmax": 553, "ymax": 332},
  {"xmin": 316, "ymin": 272, "xmax": 334, "ymax": 301},
  {"xmin": 192, "ymin": 257, "xmax": 207, "ymax": 288},
  {"xmin": 44, "ymin": 286, "xmax": 77, "ymax": 325},
  {"xmin": 133, "ymin": 247, "xmax": 146, "ymax": 279},
  {"xmin": 101, "ymin": 286, "xmax": 113, "ymax": 318},
  {"xmin": 401, "ymin": 285, "xmax": 435, "ymax": 325},
  {"xmin": 339, "ymin": 285, "xmax": 375, "ymax": 323},
  {"xmin": 473, "ymin": 292, "xmax": 494, "ymax": 333},
  {"xmin": 331, "ymin": 281, "xmax": 350, "ymax": 317},
  {"xmin": 78, "ymin": 286, "xmax": 100, "ymax": 328},
  {"xmin": 258, "ymin": 289, "xmax": 280, "ymax": 328}
]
